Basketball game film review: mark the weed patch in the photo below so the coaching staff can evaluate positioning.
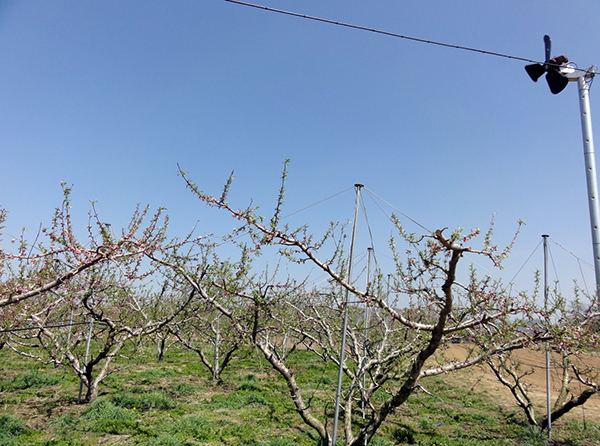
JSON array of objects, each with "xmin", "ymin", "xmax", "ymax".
[
  {"xmin": 2, "ymin": 369, "xmax": 60, "ymax": 390},
  {"xmin": 166, "ymin": 414, "xmax": 218, "ymax": 441},
  {"xmin": 139, "ymin": 391, "xmax": 177, "ymax": 410},
  {"xmin": 169, "ymin": 382, "xmax": 197, "ymax": 396},
  {"xmin": 81, "ymin": 399, "xmax": 138, "ymax": 434},
  {"xmin": 392, "ymin": 424, "xmax": 417, "ymax": 444},
  {"xmin": 518, "ymin": 425, "xmax": 548, "ymax": 446},
  {"xmin": 208, "ymin": 390, "xmax": 268, "ymax": 409},
  {"xmin": 0, "ymin": 414, "xmax": 25, "ymax": 446},
  {"xmin": 138, "ymin": 367, "xmax": 177, "ymax": 379},
  {"xmin": 110, "ymin": 391, "xmax": 176, "ymax": 411},
  {"xmin": 238, "ymin": 374, "xmax": 262, "ymax": 392}
]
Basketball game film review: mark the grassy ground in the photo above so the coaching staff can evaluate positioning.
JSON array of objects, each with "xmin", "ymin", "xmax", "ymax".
[{"xmin": 0, "ymin": 344, "xmax": 598, "ymax": 446}]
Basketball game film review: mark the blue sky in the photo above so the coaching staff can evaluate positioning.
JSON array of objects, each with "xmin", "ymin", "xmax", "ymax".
[{"xmin": 1, "ymin": 0, "xmax": 600, "ymax": 297}]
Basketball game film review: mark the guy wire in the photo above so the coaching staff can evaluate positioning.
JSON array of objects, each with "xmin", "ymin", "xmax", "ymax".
[
  {"xmin": 363, "ymin": 187, "xmax": 431, "ymax": 234},
  {"xmin": 281, "ymin": 186, "xmax": 353, "ymax": 220},
  {"xmin": 508, "ymin": 239, "xmax": 542, "ymax": 286}
]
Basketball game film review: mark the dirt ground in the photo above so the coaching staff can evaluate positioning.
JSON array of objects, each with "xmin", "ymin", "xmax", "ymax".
[{"xmin": 445, "ymin": 345, "xmax": 600, "ymax": 424}]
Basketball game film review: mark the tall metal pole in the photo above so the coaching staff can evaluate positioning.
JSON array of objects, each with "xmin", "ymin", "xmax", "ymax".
[
  {"xmin": 360, "ymin": 247, "xmax": 373, "ymax": 446},
  {"xmin": 543, "ymin": 234, "xmax": 552, "ymax": 439},
  {"xmin": 332, "ymin": 183, "xmax": 363, "ymax": 446},
  {"xmin": 66, "ymin": 309, "xmax": 74, "ymax": 345},
  {"xmin": 526, "ymin": 39, "xmax": 599, "ymax": 297},
  {"xmin": 576, "ymin": 74, "xmax": 600, "ymax": 299},
  {"xmin": 361, "ymin": 248, "xmax": 373, "ymax": 423}
]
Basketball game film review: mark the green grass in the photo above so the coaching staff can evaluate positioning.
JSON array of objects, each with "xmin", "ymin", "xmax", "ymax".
[
  {"xmin": 1, "ymin": 369, "xmax": 61, "ymax": 390},
  {"xmin": 110, "ymin": 390, "xmax": 177, "ymax": 412},
  {"xmin": 207, "ymin": 389, "xmax": 269, "ymax": 409},
  {"xmin": 0, "ymin": 414, "xmax": 26, "ymax": 446},
  {"xmin": 0, "ymin": 344, "xmax": 597, "ymax": 445},
  {"xmin": 81, "ymin": 399, "xmax": 139, "ymax": 434},
  {"xmin": 169, "ymin": 381, "xmax": 197, "ymax": 395},
  {"xmin": 518, "ymin": 425, "xmax": 549, "ymax": 446}
]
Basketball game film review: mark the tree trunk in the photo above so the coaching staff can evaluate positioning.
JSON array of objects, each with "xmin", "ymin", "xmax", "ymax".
[
  {"xmin": 157, "ymin": 337, "xmax": 167, "ymax": 361},
  {"xmin": 83, "ymin": 379, "xmax": 100, "ymax": 404},
  {"xmin": 538, "ymin": 388, "xmax": 597, "ymax": 431},
  {"xmin": 553, "ymin": 353, "xmax": 570, "ymax": 410}
]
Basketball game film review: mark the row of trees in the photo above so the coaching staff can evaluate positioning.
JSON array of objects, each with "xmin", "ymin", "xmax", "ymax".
[{"xmin": 1, "ymin": 171, "xmax": 599, "ymax": 445}]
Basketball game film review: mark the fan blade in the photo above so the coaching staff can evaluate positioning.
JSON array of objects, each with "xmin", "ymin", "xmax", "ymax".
[
  {"xmin": 546, "ymin": 69, "xmax": 569, "ymax": 94},
  {"xmin": 525, "ymin": 63, "xmax": 546, "ymax": 82},
  {"xmin": 544, "ymin": 35, "xmax": 551, "ymax": 63}
]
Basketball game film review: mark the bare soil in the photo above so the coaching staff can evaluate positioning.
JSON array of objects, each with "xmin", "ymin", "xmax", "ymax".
[{"xmin": 446, "ymin": 345, "xmax": 600, "ymax": 424}]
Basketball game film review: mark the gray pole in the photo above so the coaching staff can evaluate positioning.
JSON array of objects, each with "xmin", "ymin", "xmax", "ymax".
[
  {"xmin": 543, "ymin": 234, "xmax": 552, "ymax": 439},
  {"xmin": 526, "ymin": 41, "xmax": 599, "ymax": 297},
  {"xmin": 66, "ymin": 309, "xmax": 74, "ymax": 345},
  {"xmin": 332, "ymin": 184, "xmax": 363, "ymax": 446},
  {"xmin": 576, "ymin": 74, "xmax": 600, "ymax": 298},
  {"xmin": 361, "ymin": 248, "xmax": 373, "ymax": 422},
  {"xmin": 361, "ymin": 247, "xmax": 373, "ymax": 446}
]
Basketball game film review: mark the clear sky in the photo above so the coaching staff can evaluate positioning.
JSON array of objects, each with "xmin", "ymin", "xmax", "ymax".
[{"xmin": 1, "ymin": 0, "xmax": 600, "ymax": 298}]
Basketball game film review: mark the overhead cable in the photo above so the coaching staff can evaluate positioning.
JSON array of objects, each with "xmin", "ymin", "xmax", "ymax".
[{"xmin": 224, "ymin": 0, "xmax": 598, "ymax": 76}]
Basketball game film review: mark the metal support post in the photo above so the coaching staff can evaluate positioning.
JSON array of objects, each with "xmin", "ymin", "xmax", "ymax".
[
  {"xmin": 332, "ymin": 184, "xmax": 363, "ymax": 446},
  {"xmin": 576, "ymin": 75, "xmax": 600, "ymax": 298},
  {"xmin": 543, "ymin": 235, "xmax": 552, "ymax": 439}
]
